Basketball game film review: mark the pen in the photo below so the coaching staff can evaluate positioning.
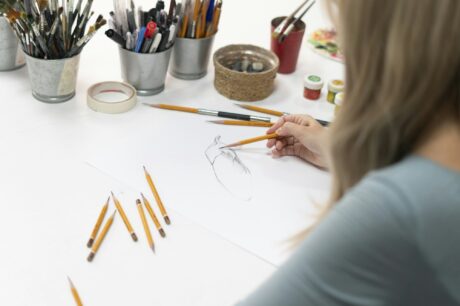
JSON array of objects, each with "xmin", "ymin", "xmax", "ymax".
[
  {"xmin": 135, "ymin": 26, "xmax": 146, "ymax": 52},
  {"xmin": 126, "ymin": 32, "xmax": 133, "ymax": 50},
  {"xmin": 105, "ymin": 29, "xmax": 126, "ymax": 46},
  {"xmin": 148, "ymin": 32, "xmax": 162, "ymax": 53}
]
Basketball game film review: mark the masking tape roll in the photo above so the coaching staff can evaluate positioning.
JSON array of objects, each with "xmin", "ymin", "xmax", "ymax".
[{"xmin": 87, "ymin": 81, "xmax": 137, "ymax": 114}]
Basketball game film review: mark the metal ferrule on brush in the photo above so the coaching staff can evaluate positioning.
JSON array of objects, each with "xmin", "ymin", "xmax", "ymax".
[
  {"xmin": 198, "ymin": 109, "xmax": 219, "ymax": 116},
  {"xmin": 250, "ymin": 115, "xmax": 272, "ymax": 123}
]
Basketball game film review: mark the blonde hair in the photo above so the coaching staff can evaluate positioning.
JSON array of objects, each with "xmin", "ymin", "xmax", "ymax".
[{"xmin": 318, "ymin": 0, "xmax": 460, "ymax": 224}]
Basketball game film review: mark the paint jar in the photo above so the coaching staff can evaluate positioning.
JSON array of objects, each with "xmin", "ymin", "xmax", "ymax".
[
  {"xmin": 334, "ymin": 92, "xmax": 344, "ymax": 115},
  {"xmin": 327, "ymin": 79, "xmax": 345, "ymax": 103},
  {"xmin": 119, "ymin": 46, "xmax": 173, "ymax": 95},
  {"xmin": 170, "ymin": 34, "xmax": 216, "ymax": 80},
  {"xmin": 25, "ymin": 53, "xmax": 80, "ymax": 103},
  {"xmin": 303, "ymin": 75, "xmax": 324, "ymax": 100},
  {"xmin": 0, "ymin": 17, "xmax": 25, "ymax": 71}
]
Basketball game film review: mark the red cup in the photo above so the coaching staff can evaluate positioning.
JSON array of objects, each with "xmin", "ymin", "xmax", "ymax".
[{"xmin": 271, "ymin": 17, "xmax": 306, "ymax": 74}]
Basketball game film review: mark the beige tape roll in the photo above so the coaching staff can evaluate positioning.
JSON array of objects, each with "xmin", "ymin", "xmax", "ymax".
[{"xmin": 87, "ymin": 81, "xmax": 137, "ymax": 114}]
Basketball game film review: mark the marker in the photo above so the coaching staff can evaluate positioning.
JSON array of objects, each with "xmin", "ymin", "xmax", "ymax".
[
  {"xmin": 135, "ymin": 27, "xmax": 145, "ymax": 52},
  {"xmin": 148, "ymin": 32, "xmax": 162, "ymax": 53},
  {"xmin": 105, "ymin": 29, "xmax": 126, "ymax": 46}
]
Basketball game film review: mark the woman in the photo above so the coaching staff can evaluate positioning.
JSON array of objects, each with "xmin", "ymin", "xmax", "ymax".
[{"xmin": 238, "ymin": 0, "xmax": 460, "ymax": 305}]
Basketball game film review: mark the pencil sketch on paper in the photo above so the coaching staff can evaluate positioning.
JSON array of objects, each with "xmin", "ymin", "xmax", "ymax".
[{"xmin": 205, "ymin": 136, "xmax": 253, "ymax": 201}]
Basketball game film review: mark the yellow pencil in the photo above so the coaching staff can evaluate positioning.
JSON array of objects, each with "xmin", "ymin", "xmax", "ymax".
[
  {"xmin": 67, "ymin": 276, "xmax": 83, "ymax": 306},
  {"xmin": 86, "ymin": 197, "xmax": 109, "ymax": 248},
  {"xmin": 222, "ymin": 133, "xmax": 279, "ymax": 149},
  {"xmin": 136, "ymin": 199, "xmax": 155, "ymax": 253},
  {"xmin": 208, "ymin": 120, "xmax": 274, "ymax": 128},
  {"xmin": 141, "ymin": 193, "xmax": 166, "ymax": 238},
  {"xmin": 87, "ymin": 211, "xmax": 116, "ymax": 262},
  {"xmin": 111, "ymin": 192, "xmax": 138, "ymax": 242},
  {"xmin": 235, "ymin": 104, "xmax": 286, "ymax": 117},
  {"xmin": 143, "ymin": 166, "xmax": 171, "ymax": 225}
]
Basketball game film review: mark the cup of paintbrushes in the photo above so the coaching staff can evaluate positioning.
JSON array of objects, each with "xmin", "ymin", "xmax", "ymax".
[
  {"xmin": 25, "ymin": 54, "xmax": 81, "ymax": 103},
  {"xmin": 270, "ymin": 16, "xmax": 306, "ymax": 74},
  {"xmin": 119, "ymin": 47, "xmax": 173, "ymax": 96},
  {"xmin": 0, "ymin": 17, "xmax": 25, "ymax": 71},
  {"xmin": 169, "ymin": 33, "xmax": 216, "ymax": 80}
]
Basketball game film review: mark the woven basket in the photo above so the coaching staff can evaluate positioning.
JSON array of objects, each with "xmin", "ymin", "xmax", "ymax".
[{"xmin": 213, "ymin": 44, "xmax": 279, "ymax": 102}]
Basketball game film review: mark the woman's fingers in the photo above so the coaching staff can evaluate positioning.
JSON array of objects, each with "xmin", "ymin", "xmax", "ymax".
[{"xmin": 266, "ymin": 116, "xmax": 286, "ymax": 135}]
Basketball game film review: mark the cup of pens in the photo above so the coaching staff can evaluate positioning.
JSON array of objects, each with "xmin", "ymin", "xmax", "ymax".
[
  {"xmin": 108, "ymin": 1, "xmax": 177, "ymax": 95},
  {"xmin": 0, "ymin": 17, "xmax": 25, "ymax": 71},
  {"xmin": 2, "ymin": 0, "xmax": 106, "ymax": 102},
  {"xmin": 169, "ymin": 0, "xmax": 222, "ymax": 80}
]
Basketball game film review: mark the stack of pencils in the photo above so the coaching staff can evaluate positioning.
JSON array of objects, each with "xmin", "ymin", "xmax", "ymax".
[
  {"xmin": 86, "ymin": 166, "xmax": 171, "ymax": 262},
  {"xmin": 107, "ymin": 0, "xmax": 178, "ymax": 53},
  {"xmin": 1, "ymin": 0, "xmax": 106, "ymax": 59},
  {"xmin": 178, "ymin": 0, "xmax": 222, "ymax": 39}
]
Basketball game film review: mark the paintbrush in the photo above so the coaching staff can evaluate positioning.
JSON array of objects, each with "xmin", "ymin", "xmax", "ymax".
[
  {"xmin": 272, "ymin": 0, "xmax": 312, "ymax": 39},
  {"xmin": 143, "ymin": 103, "xmax": 272, "ymax": 122},
  {"xmin": 278, "ymin": 0, "xmax": 316, "ymax": 42},
  {"xmin": 221, "ymin": 133, "xmax": 279, "ymax": 149}
]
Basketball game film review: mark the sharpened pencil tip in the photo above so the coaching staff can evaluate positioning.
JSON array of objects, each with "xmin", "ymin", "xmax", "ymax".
[
  {"xmin": 67, "ymin": 276, "xmax": 74, "ymax": 287},
  {"xmin": 151, "ymin": 244, "xmax": 155, "ymax": 253}
]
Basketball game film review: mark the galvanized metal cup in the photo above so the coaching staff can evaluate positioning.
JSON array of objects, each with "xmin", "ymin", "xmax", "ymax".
[
  {"xmin": 119, "ymin": 47, "xmax": 173, "ymax": 96},
  {"xmin": 25, "ymin": 54, "xmax": 80, "ymax": 103},
  {"xmin": 170, "ymin": 34, "xmax": 216, "ymax": 80},
  {"xmin": 0, "ymin": 17, "xmax": 25, "ymax": 71}
]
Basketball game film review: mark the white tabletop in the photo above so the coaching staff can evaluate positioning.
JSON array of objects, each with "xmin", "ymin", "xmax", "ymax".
[{"xmin": 0, "ymin": 0, "xmax": 344, "ymax": 305}]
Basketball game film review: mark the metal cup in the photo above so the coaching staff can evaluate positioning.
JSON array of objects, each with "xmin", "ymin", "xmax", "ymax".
[
  {"xmin": 170, "ymin": 34, "xmax": 216, "ymax": 80},
  {"xmin": 25, "ymin": 54, "xmax": 80, "ymax": 103},
  {"xmin": 119, "ymin": 47, "xmax": 173, "ymax": 96},
  {"xmin": 0, "ymin": 17, "xmax": 25, "ymax": 71}
]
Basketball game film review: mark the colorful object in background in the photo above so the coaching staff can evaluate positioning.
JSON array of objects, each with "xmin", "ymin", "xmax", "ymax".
[
  {"xmin": 108, "ymin": 0, "xmax": 177, "ymax": 53},
  {"xmin": 303, "ymin": 75, "xmax": 324, "ymax": 100},
  {"xmin": 271, "ymin": 16, "xmax": 305, "ymax": 74},
  {"xmin": 1, "ymin": 0, "xmax": 106, "ymax": 59},
  {"xmin": 308, "ymin": 28, "xmax": 344, "ymax": 63},
  {"xmin": 178, "ymin": 0, "xmax": 223, "ymax": 39},
  {"xmin": 334, "ymin": 92, "xmax": 344, "ymax": 115},
  {"xmin": 327, "ymin": 79, "xmax": 345, "ymax": 103}
]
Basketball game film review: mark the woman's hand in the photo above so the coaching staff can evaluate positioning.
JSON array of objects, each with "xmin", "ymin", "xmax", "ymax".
[{"xmin": 267, "ymin": 115, "xmax": 329, "ymax": 169}]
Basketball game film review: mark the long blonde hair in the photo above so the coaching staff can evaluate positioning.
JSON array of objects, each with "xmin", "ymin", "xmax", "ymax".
[{"xmin": 320, "ymin": 0, "xmax": 460, "ymax": 220}]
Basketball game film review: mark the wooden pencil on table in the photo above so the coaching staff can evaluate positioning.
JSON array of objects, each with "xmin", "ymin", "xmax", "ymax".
[
  {"xmin": 87, "ymin": 211, "xmax": 116, "ymax": 262},
  {"xmin": 86, "ymin": 197, "xmax": 109, "ymax": 248},
  {"xmin": 136, "ymin": 199, "xmax": 155, "ymax": 253},
  {"xmin": 235, "ymin": 104, "xmax": 286, "ymax": 117},
  {"xmin": 221, "ymin": 133, "xmax": 279, "ymax": 149},
  {"xmin": 143, "ymin": 166, "xmax": 171, "ymax": 225},
  {"xmin": 141, "ymin": 193, "xmax": 166, "ymax": 238},
  {"xmin": 208, "ymin": 120, "xmax": 274, "ymax": 127},
  {"xmin": 67, "ymin": 276, "xmax": 83, "ymax": 306},
  {"xmin": 111, "ymin": 192, "xmax": 138, "ymax": 242}
]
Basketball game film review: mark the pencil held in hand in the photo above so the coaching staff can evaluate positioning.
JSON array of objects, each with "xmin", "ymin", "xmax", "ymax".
[
  {"xmin": 87, "ymin": 197, "xmax": 109, "ymax": 248},
  {"xmin": 221, "ymin": 133, "xmax": 279, "ymax": 149}
]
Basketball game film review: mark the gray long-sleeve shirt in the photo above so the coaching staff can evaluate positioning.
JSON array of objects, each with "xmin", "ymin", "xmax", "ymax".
[{"xmin": 238, "ymin": 156, "xmax": 460, "ymax": 306}]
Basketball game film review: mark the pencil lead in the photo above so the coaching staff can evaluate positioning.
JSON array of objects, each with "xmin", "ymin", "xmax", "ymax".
[
  {"xmin": 208, "ymin": 120, "xmax": 224, "ymax": 124},
  {"xmin": 151, "ymin": 244, "xmax": 155, "ymax": 253},
  {"xmin": 67, "ymin": 276, "xmax": 74, "ymax": 288}
]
